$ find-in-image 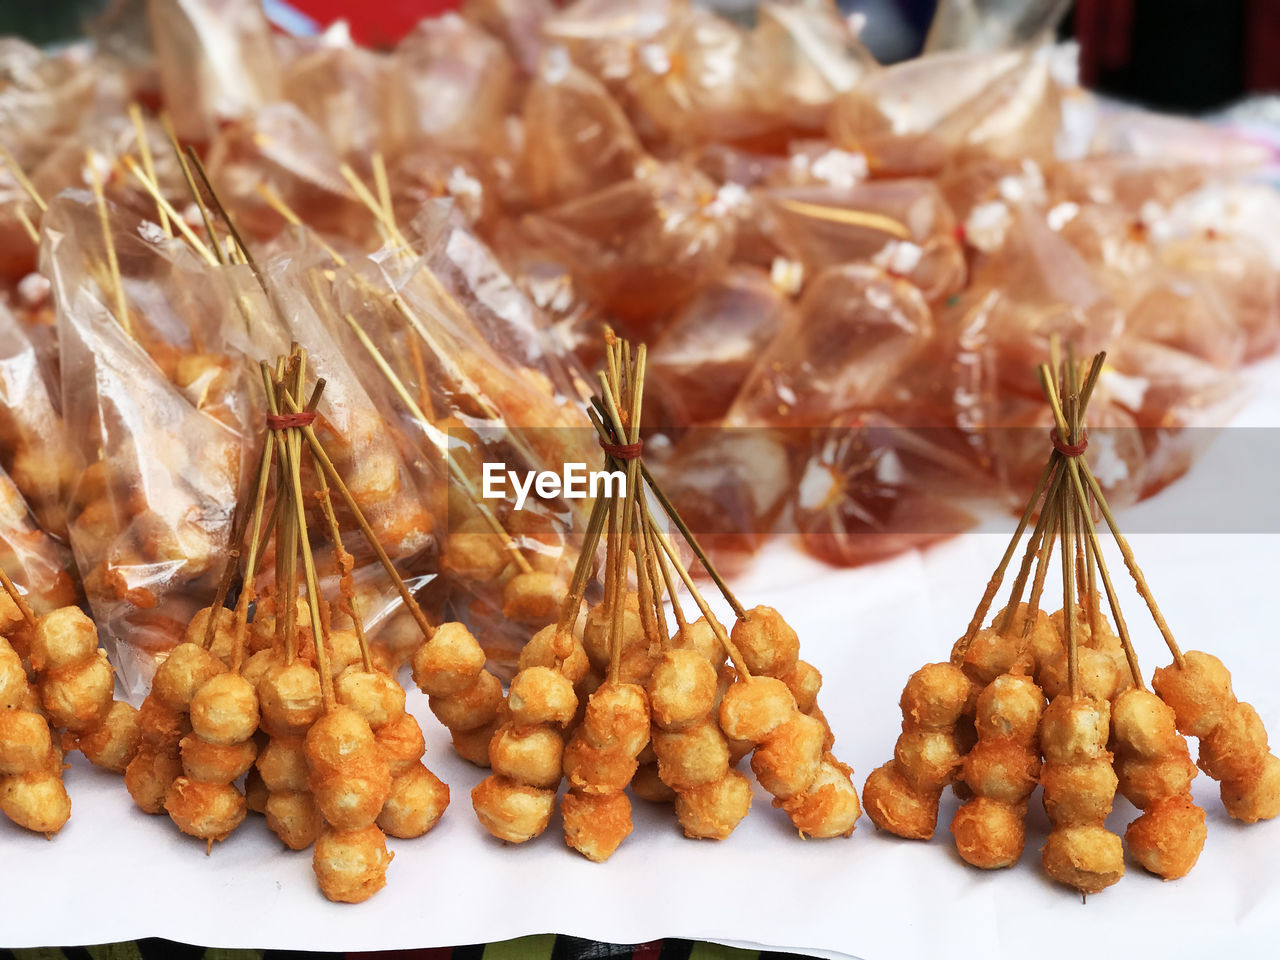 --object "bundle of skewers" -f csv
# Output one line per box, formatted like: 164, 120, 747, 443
451, 332, 861, 859
864, 347, 1280, 893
